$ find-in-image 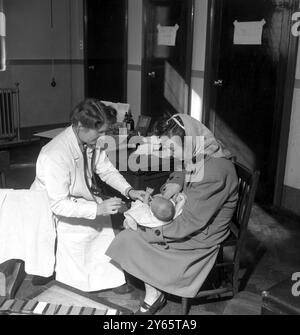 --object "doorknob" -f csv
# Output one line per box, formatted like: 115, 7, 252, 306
148, 71, 156, 78
213, 79, 223, 87
88, 65, 95, 70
